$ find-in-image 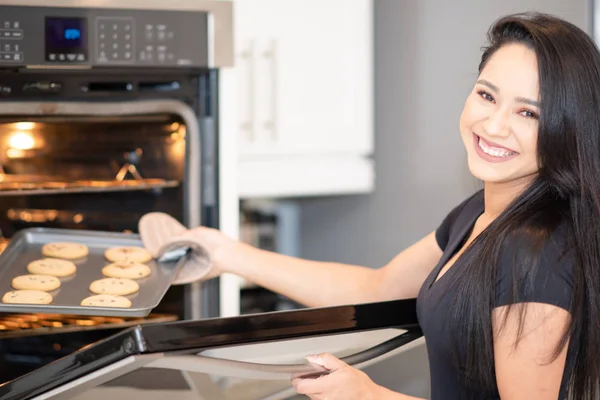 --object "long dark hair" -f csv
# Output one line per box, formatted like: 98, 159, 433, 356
450, 13, 600, 399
